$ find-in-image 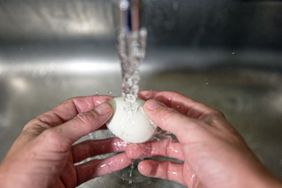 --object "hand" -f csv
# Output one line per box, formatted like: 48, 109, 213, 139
126, 91, 282, 188
0, 96, 131, 188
